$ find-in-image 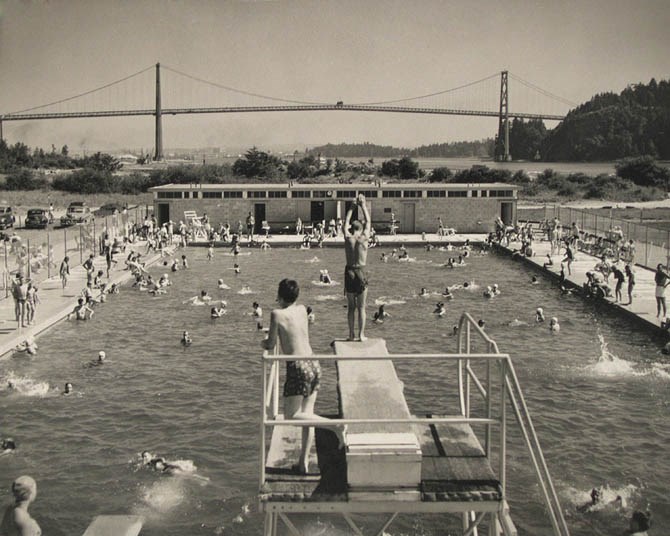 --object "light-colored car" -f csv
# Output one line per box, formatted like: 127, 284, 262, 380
61, 202, 93, 226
